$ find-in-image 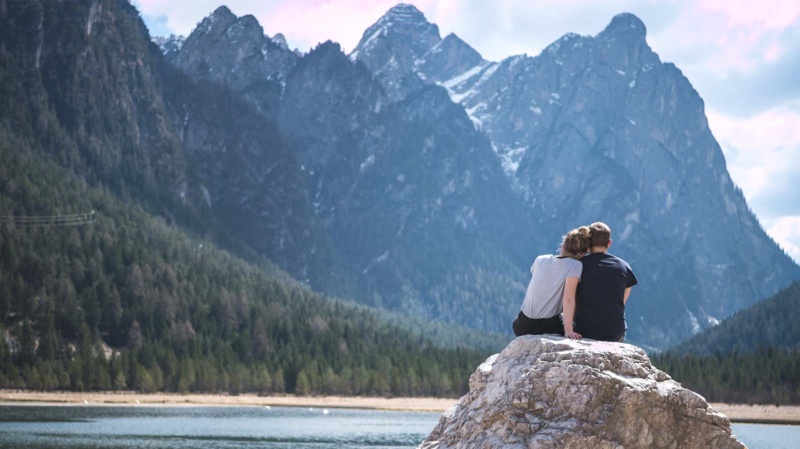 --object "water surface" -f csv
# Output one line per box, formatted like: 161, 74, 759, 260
0, 405, 438, 449
0, 405, 796, 449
